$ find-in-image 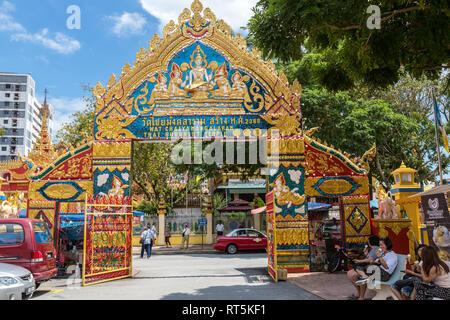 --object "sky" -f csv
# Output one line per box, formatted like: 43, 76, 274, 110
0, 0, 258, 136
